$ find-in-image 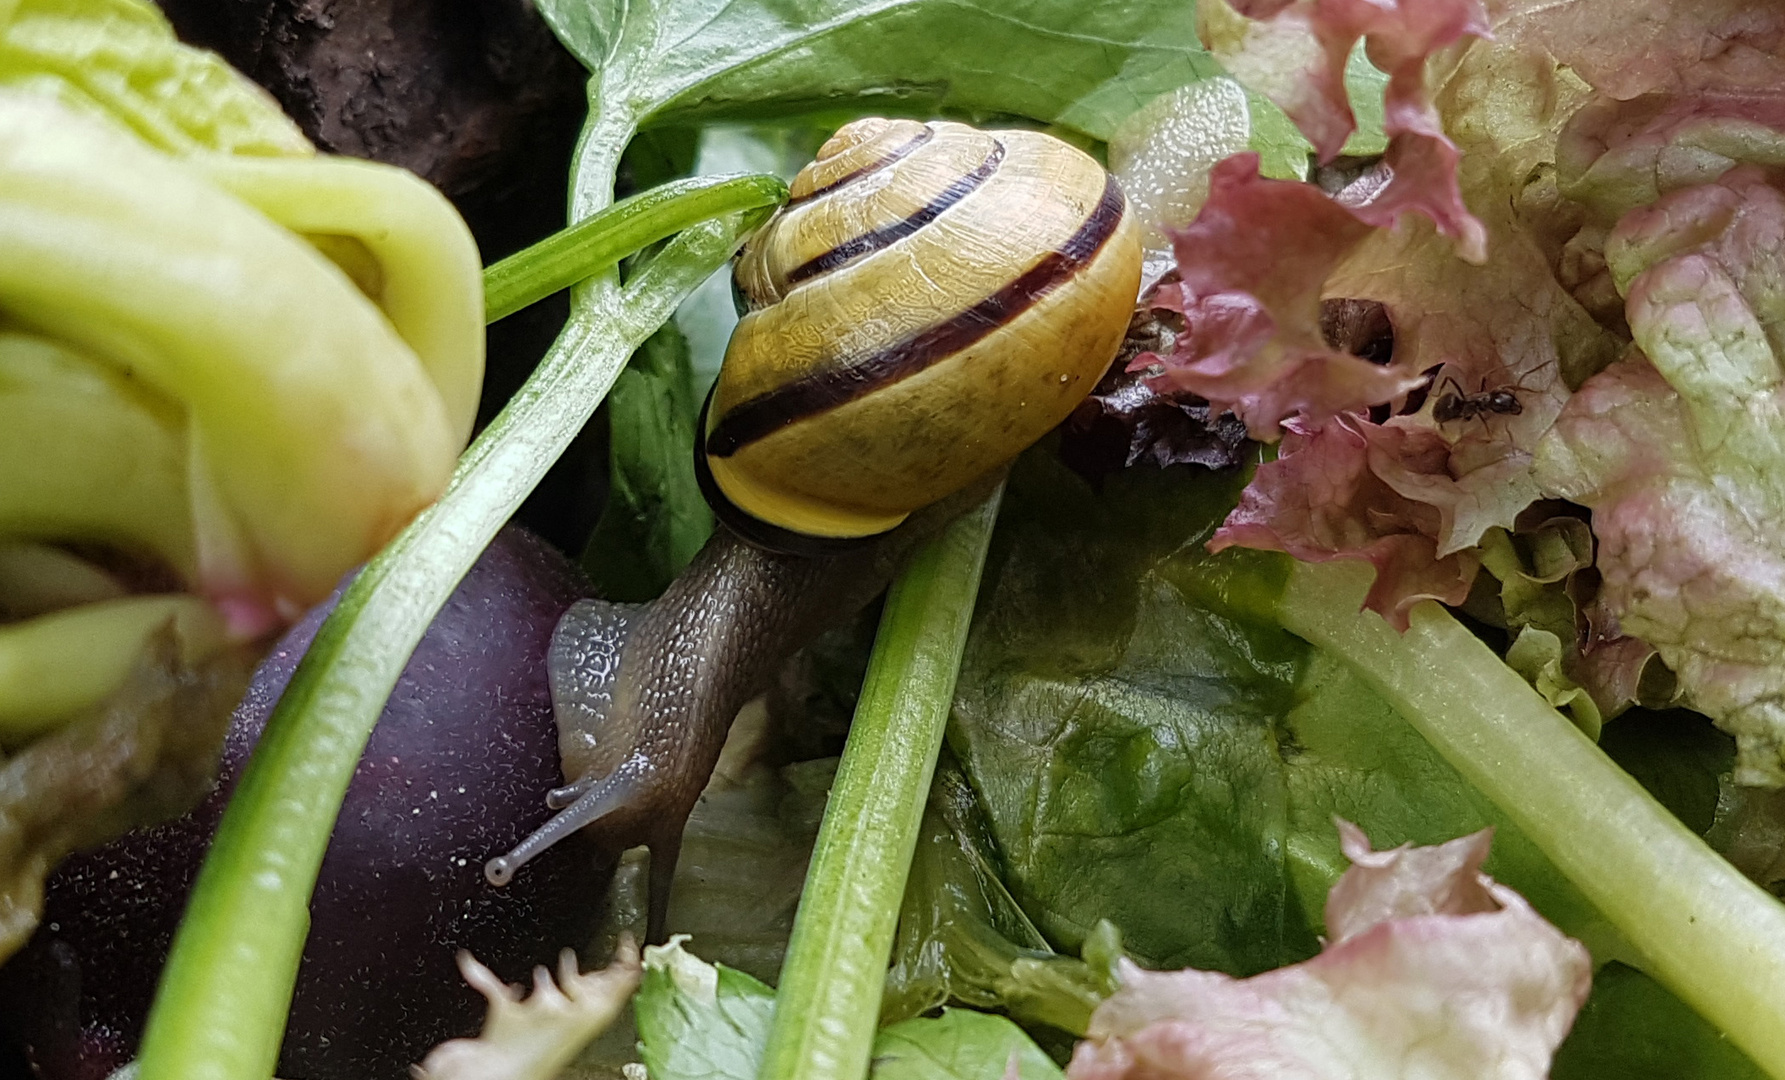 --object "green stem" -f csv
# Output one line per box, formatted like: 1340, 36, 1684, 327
1279, 558, 1785, 1080
481, 174, 787, 323
133, 190, 779, 1080
757, 486, 1004, 1080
